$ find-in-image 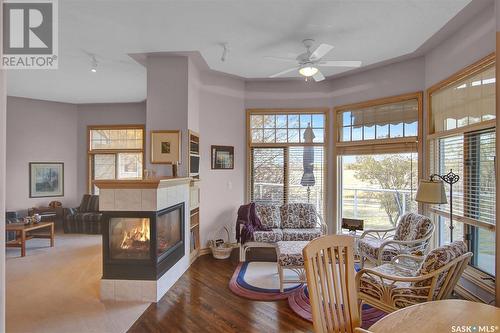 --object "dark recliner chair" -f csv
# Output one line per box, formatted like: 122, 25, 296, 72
63, 194, 102, 234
